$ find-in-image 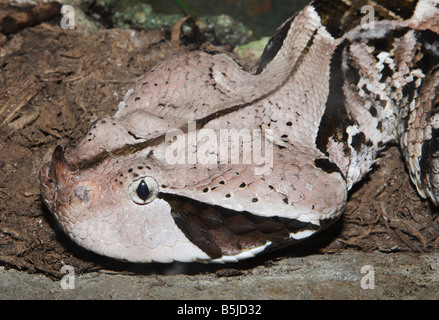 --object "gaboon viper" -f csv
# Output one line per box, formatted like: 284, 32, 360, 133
39, 0, 439, 263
